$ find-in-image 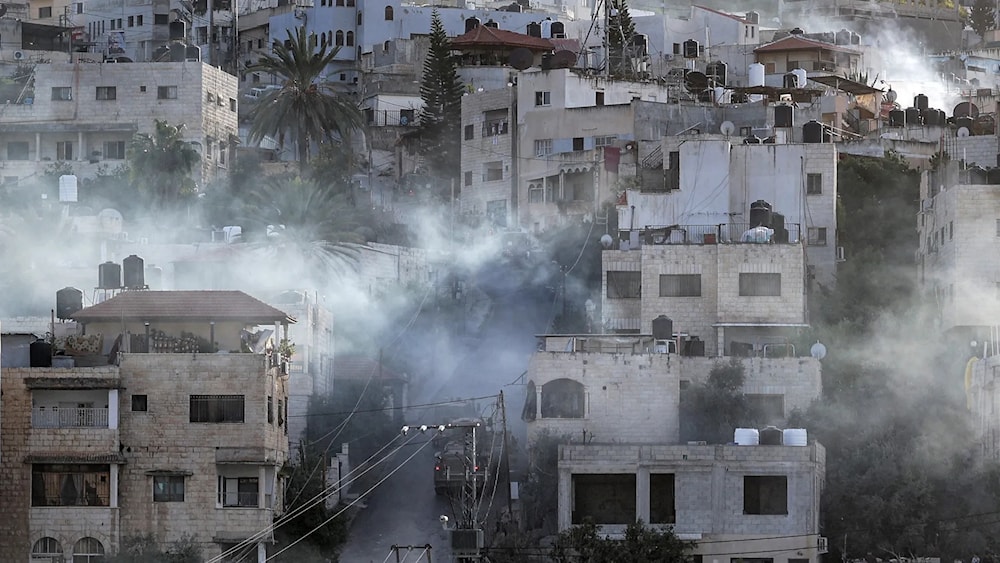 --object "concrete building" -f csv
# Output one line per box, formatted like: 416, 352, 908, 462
0, 61, 238, 188
0, 289, 291, 561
